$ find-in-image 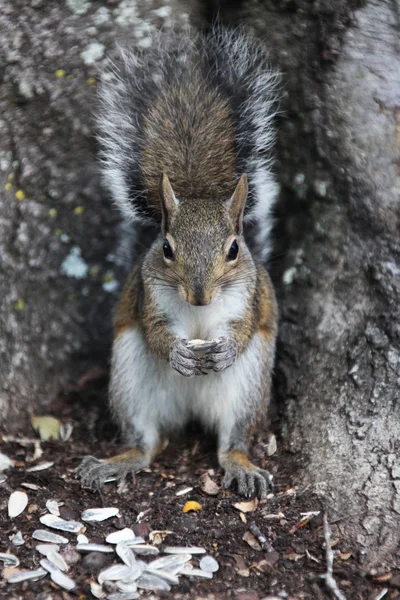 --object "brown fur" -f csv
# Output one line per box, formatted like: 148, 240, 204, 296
222, 449, 257, 470
114, 263, 142, 336
141, 72, 237, 205
105, 447, 145, 465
